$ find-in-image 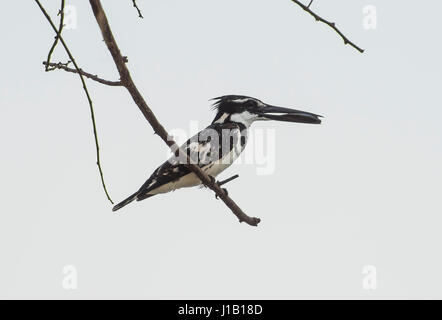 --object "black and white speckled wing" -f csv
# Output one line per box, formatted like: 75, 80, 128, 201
136, 122, 247, 197
112, 122, 247, 211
